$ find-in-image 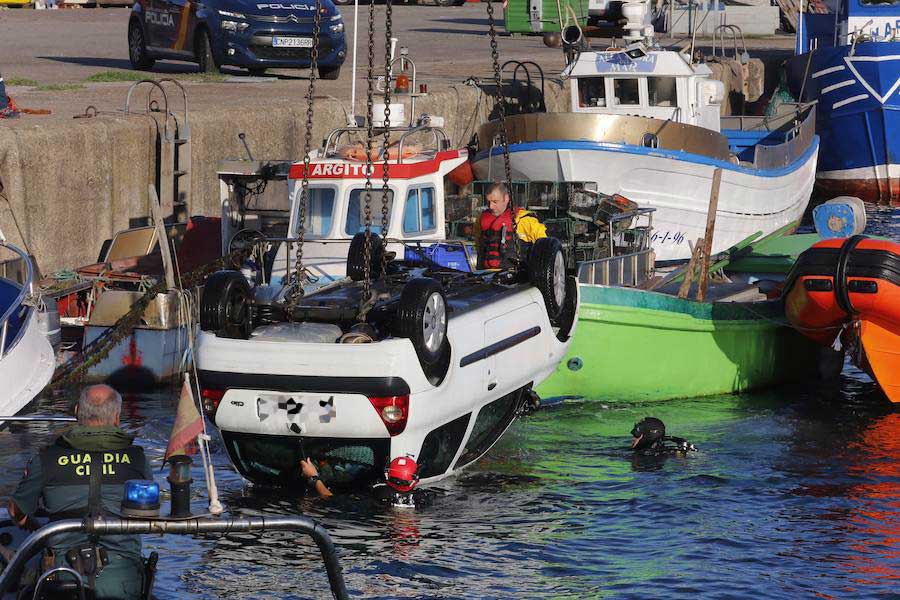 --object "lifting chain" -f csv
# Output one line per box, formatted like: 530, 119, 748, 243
380, 0, 394, 269
289, 0, 324, 299
361, 0, 378, 303
485, 0, 519, 262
